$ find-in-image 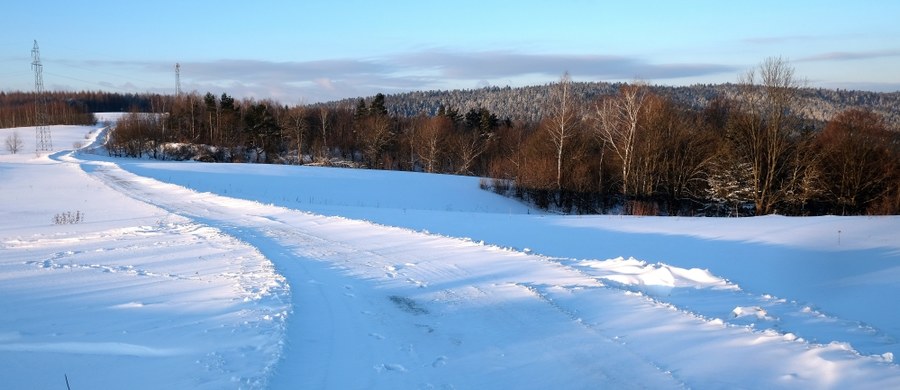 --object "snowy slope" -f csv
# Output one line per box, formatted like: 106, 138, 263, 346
1, 124, 288, 389
2, 121, 899, 389
114, 153, 900, 359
